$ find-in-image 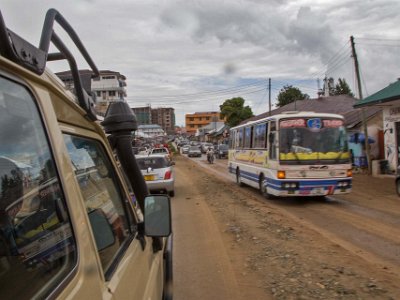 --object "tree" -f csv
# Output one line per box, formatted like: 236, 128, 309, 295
220, 97, 254, 127
276, 85, 309, 107
334, 78, 354, 97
